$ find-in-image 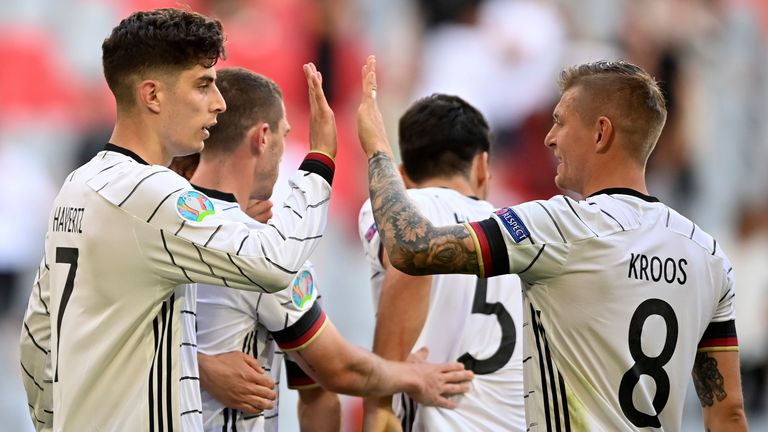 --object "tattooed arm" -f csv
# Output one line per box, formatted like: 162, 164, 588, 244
692, 351, 748, 431
357, 55, 480, 276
